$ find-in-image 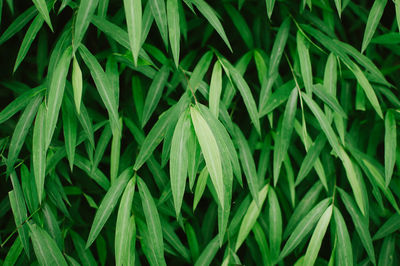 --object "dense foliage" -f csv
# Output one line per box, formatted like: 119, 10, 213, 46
1, 0, 400, 265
